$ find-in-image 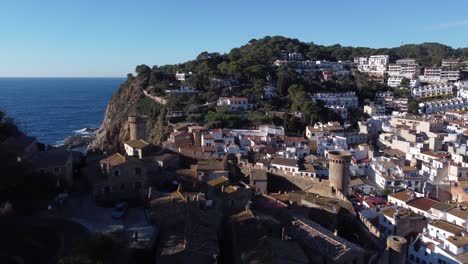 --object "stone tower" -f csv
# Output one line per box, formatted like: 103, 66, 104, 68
328, 150, 352, 196
128, 115, 148, 140
386, 236, 407, 264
